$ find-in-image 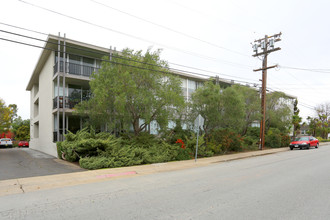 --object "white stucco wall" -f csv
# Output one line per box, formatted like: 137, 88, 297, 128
30, 52, 58, 157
